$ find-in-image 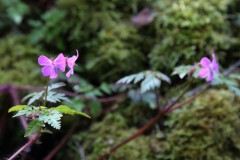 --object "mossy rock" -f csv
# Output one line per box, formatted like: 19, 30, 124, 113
154, 89, 240, 160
